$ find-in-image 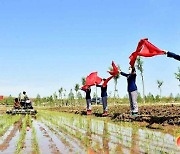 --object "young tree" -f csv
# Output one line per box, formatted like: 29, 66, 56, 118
5, 95, 14, 106
81, 77, 86, 85
53, 92, 58, 100
136, 56, 145, 103
68, 89, 74, 99
63, 89, 67, 106
108, 64, 120, 98
63, 89, 66, 98
68, 89, 74, 106
48, 95, 54, 106
77, 91, 82, 99
74, 84, 80, 106
157, 80, 163, 98
58, 87, 63, 99
81, 77, 86, 98
53, 92, 58, 106
35, 94, 41, 106
175, 67, 180, 87
74, 84, 80, 98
